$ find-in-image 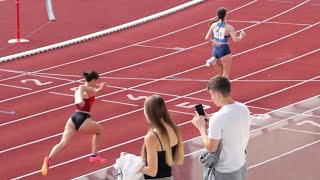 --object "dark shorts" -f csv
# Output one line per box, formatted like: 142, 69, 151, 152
71, 112, 90, 130
212, 44, 231, 59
